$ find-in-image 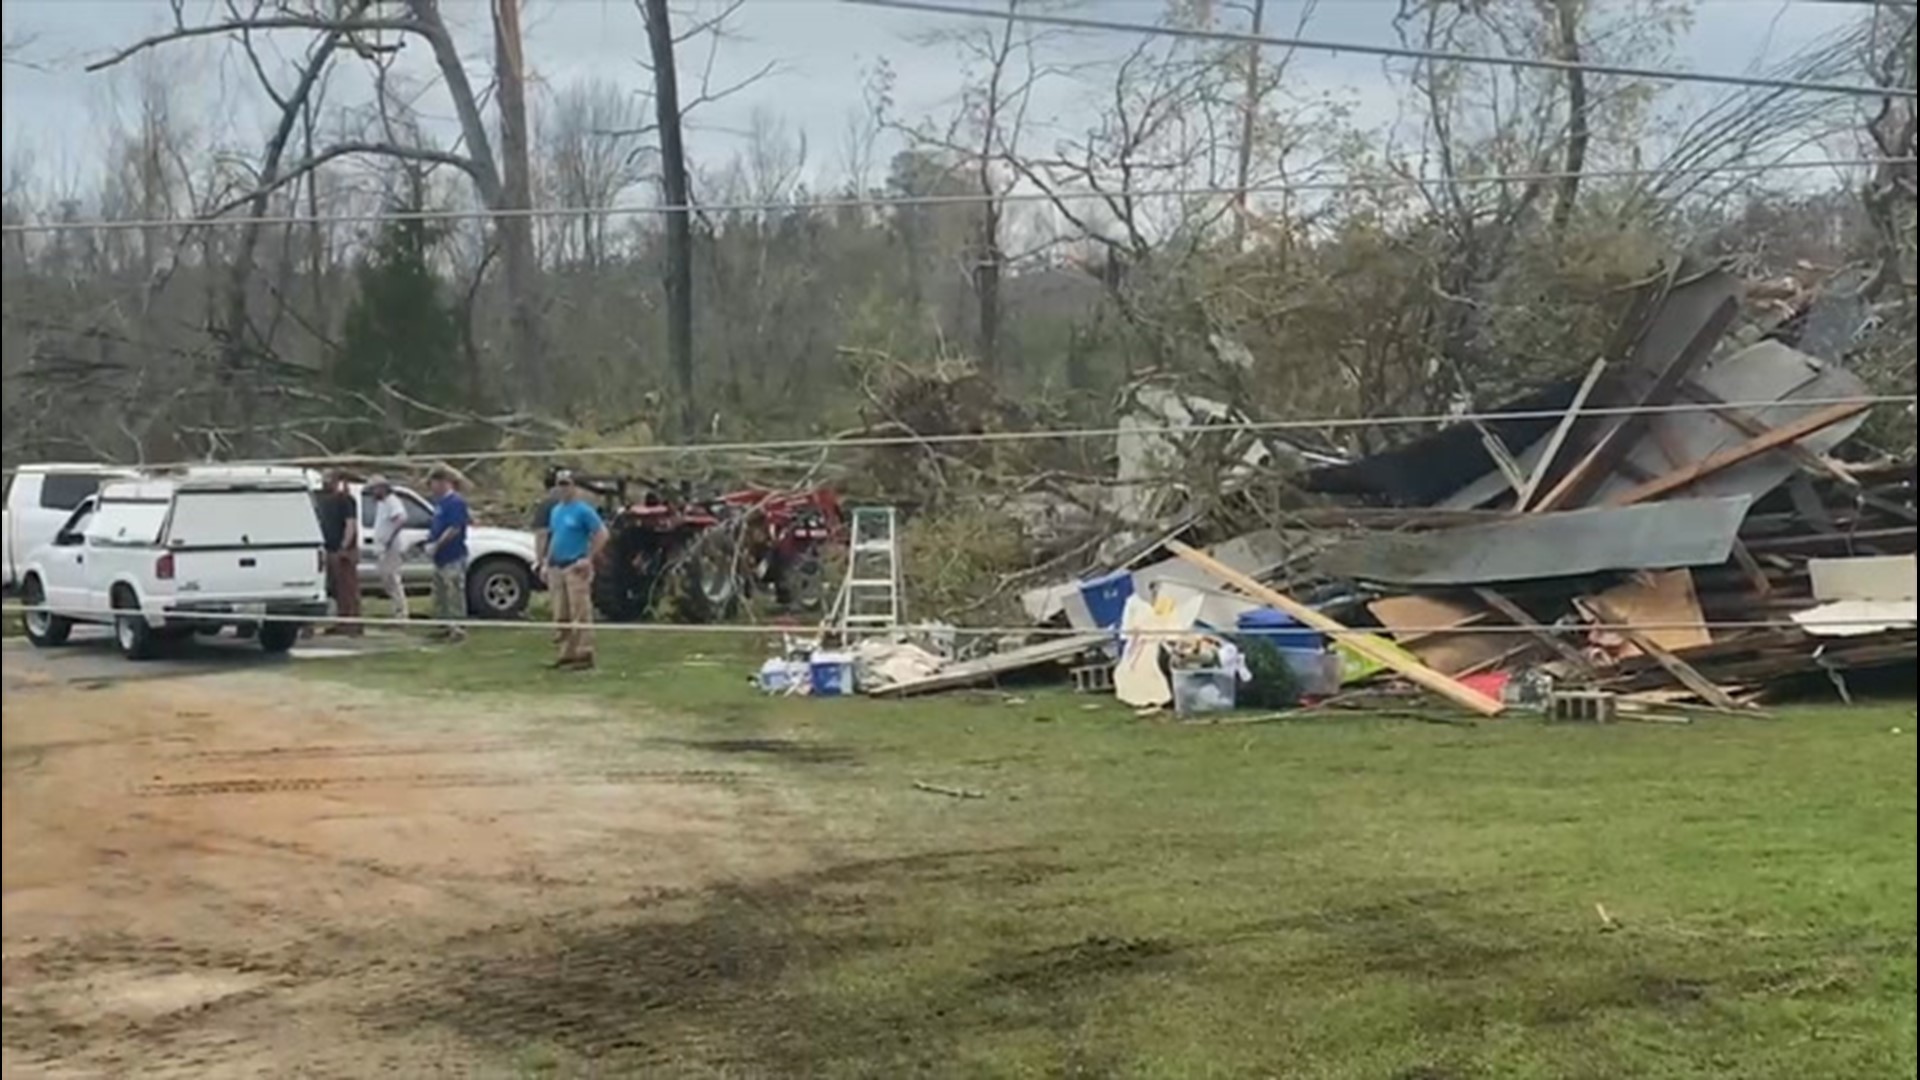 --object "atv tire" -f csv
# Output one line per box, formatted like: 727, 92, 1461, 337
671, 530, 743, 624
